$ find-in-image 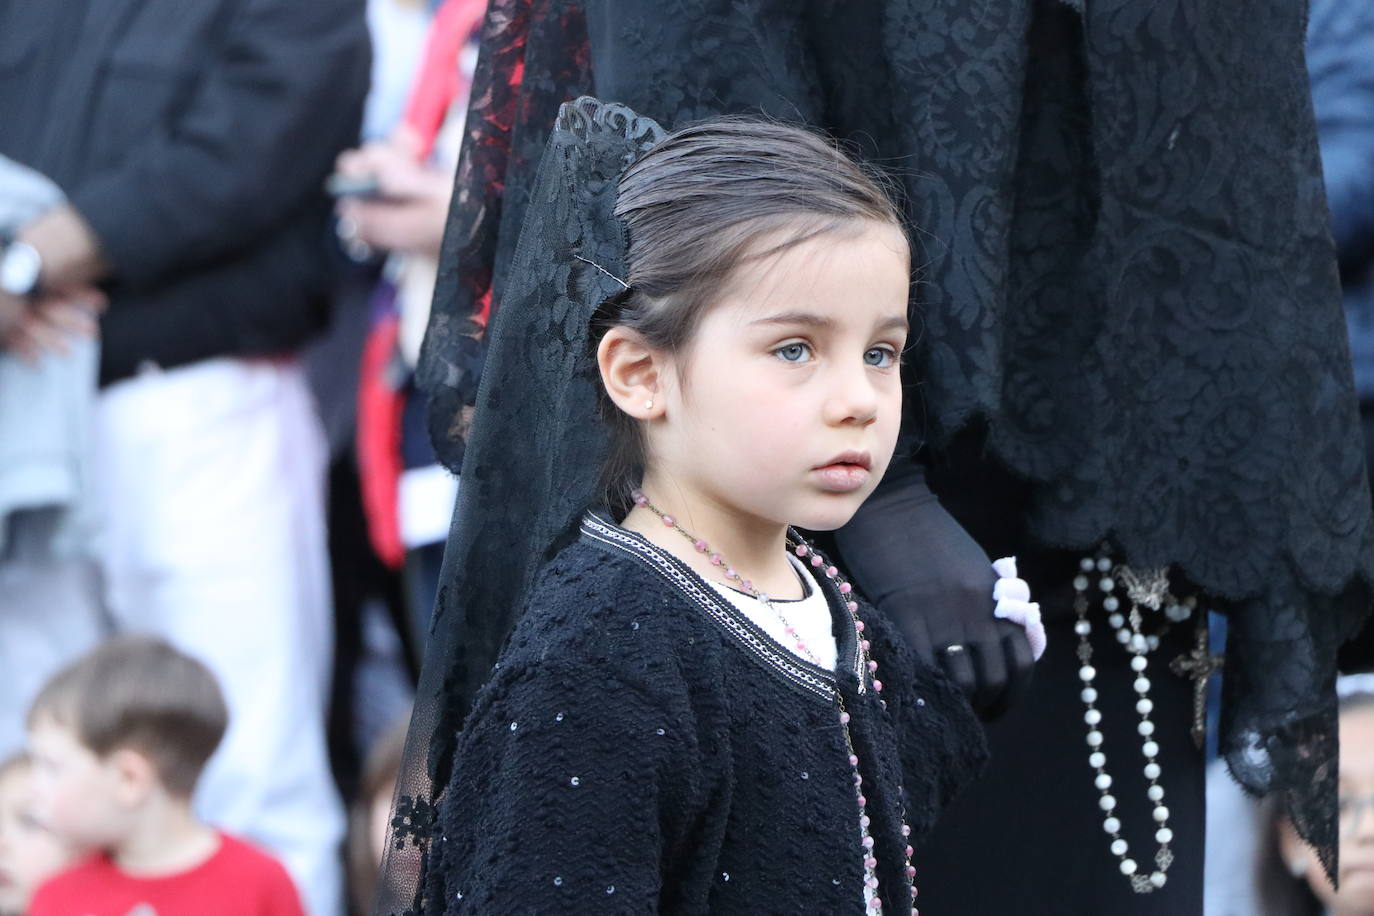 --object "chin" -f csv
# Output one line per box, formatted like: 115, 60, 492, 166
793, 495, 868, 532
